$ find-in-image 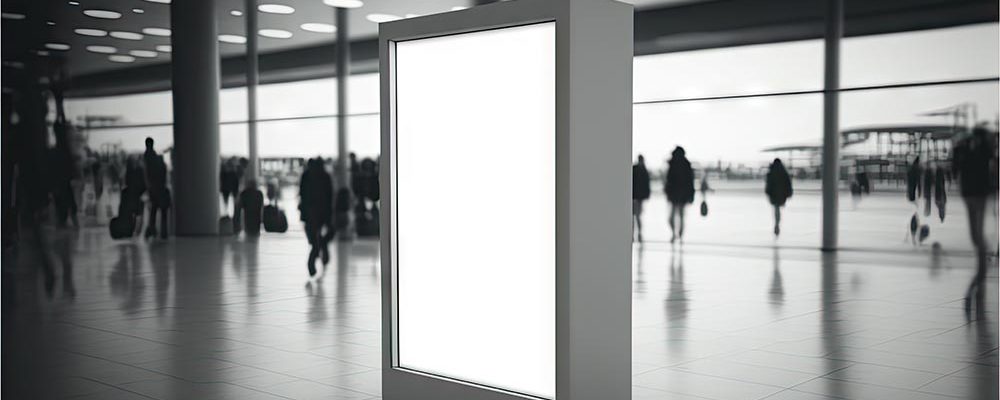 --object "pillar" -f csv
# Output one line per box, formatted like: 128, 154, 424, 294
171, 0, 221, 235
821, 0, 842, 251
245, 0, 260, 184
336, 6, 354, 240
